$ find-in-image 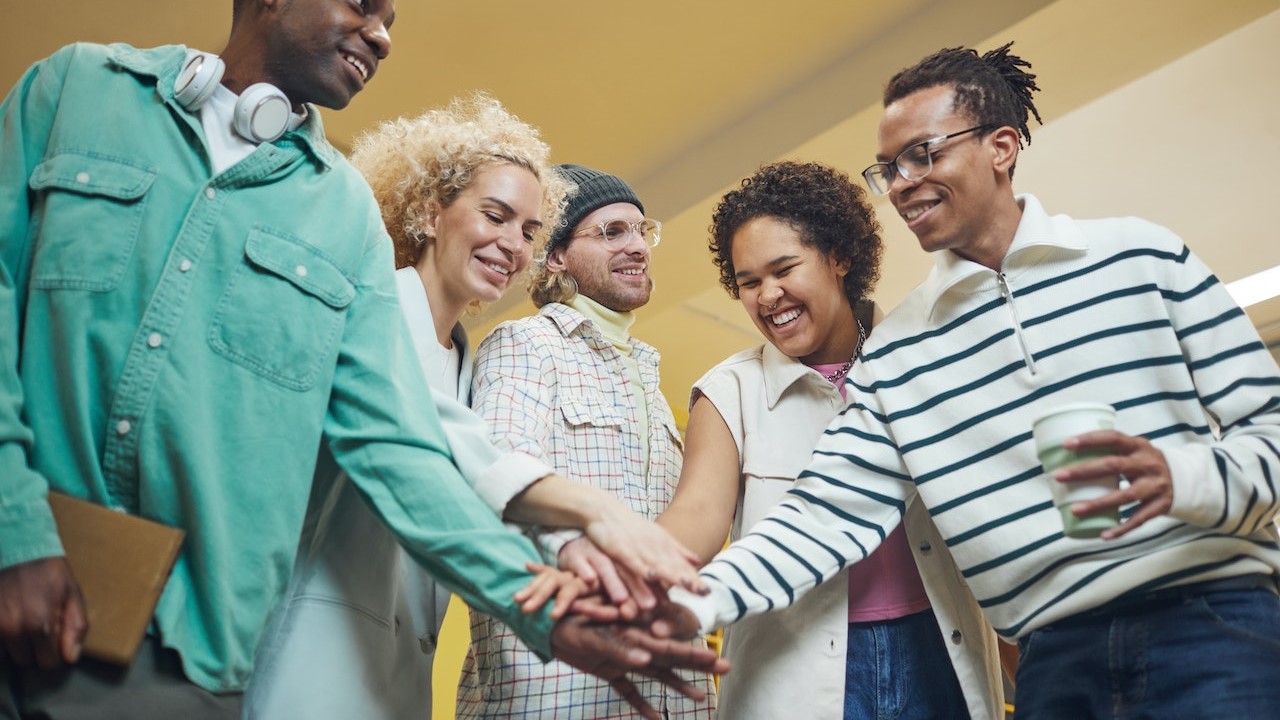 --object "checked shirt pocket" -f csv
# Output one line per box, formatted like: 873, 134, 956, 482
557, 392, 627, 491
28, 152, 156, 291
209, 226, 355, 391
